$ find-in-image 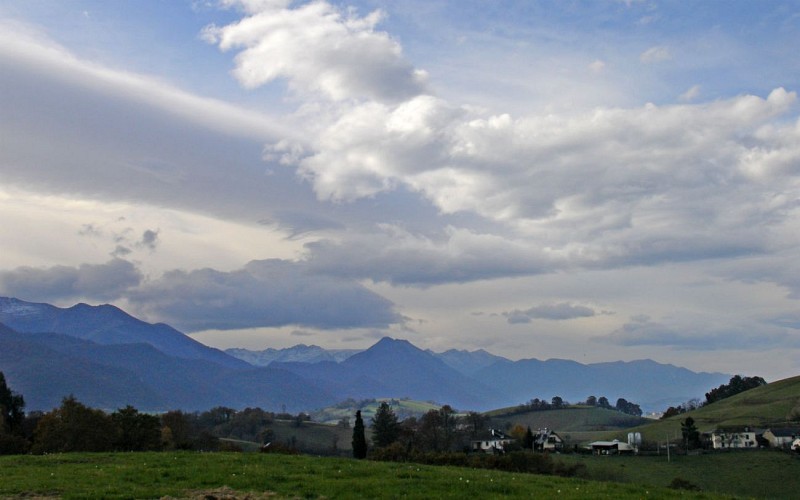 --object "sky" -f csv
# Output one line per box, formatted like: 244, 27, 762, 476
1, 0, 800, 382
